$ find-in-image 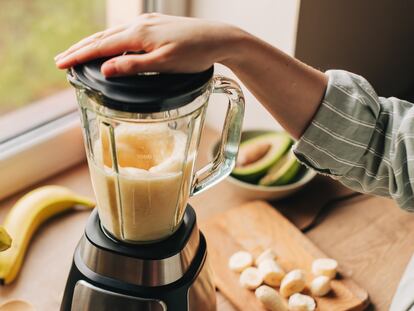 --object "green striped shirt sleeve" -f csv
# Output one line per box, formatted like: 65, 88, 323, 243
293, 70, 414, 211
